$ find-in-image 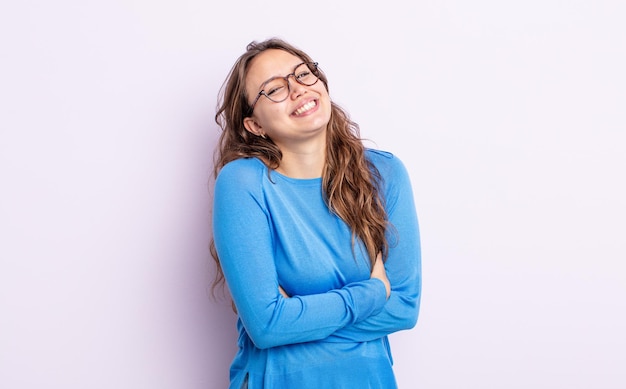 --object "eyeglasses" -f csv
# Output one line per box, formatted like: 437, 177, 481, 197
247, 62, 320, 116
